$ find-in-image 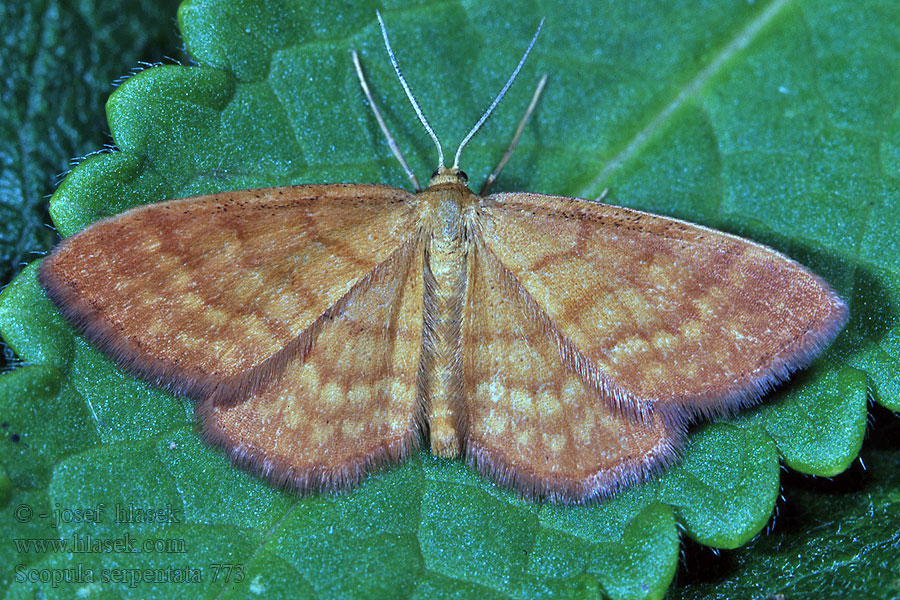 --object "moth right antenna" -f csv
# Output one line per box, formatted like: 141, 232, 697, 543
480, 73, 548, 195
454, 18, 545, 170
